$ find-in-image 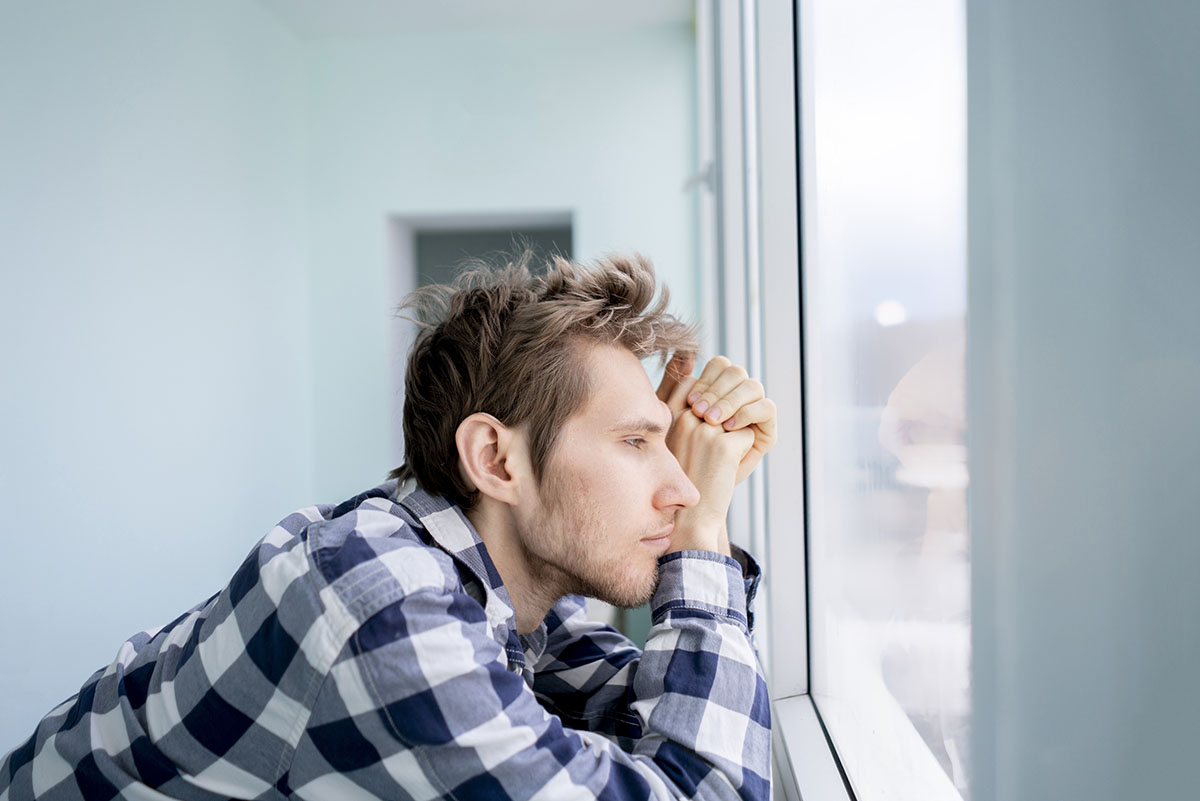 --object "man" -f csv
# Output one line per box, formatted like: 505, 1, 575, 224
1, 253, 778, 800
